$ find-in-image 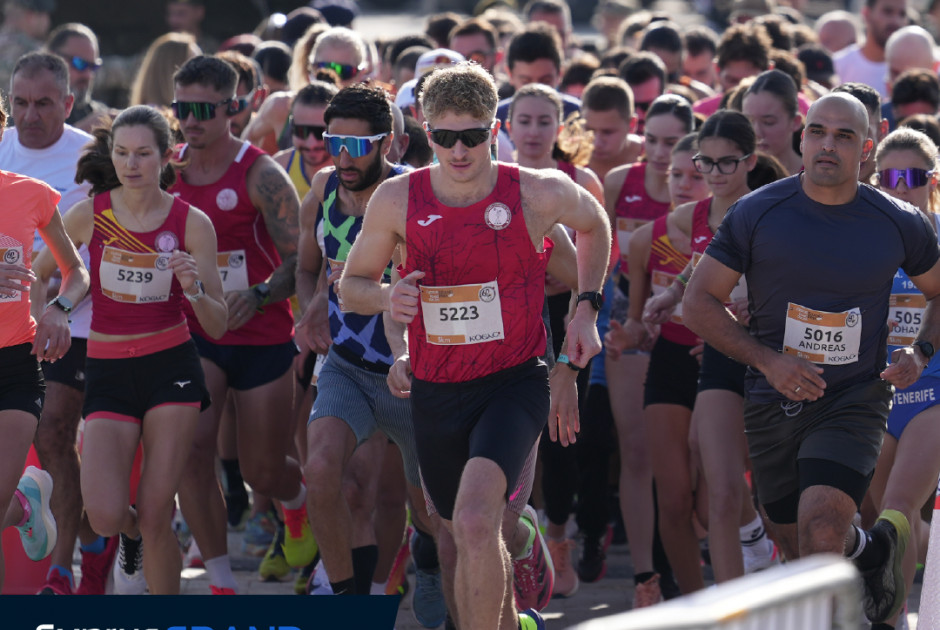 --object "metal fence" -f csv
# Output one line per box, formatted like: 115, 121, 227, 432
568, 555, 862, 630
